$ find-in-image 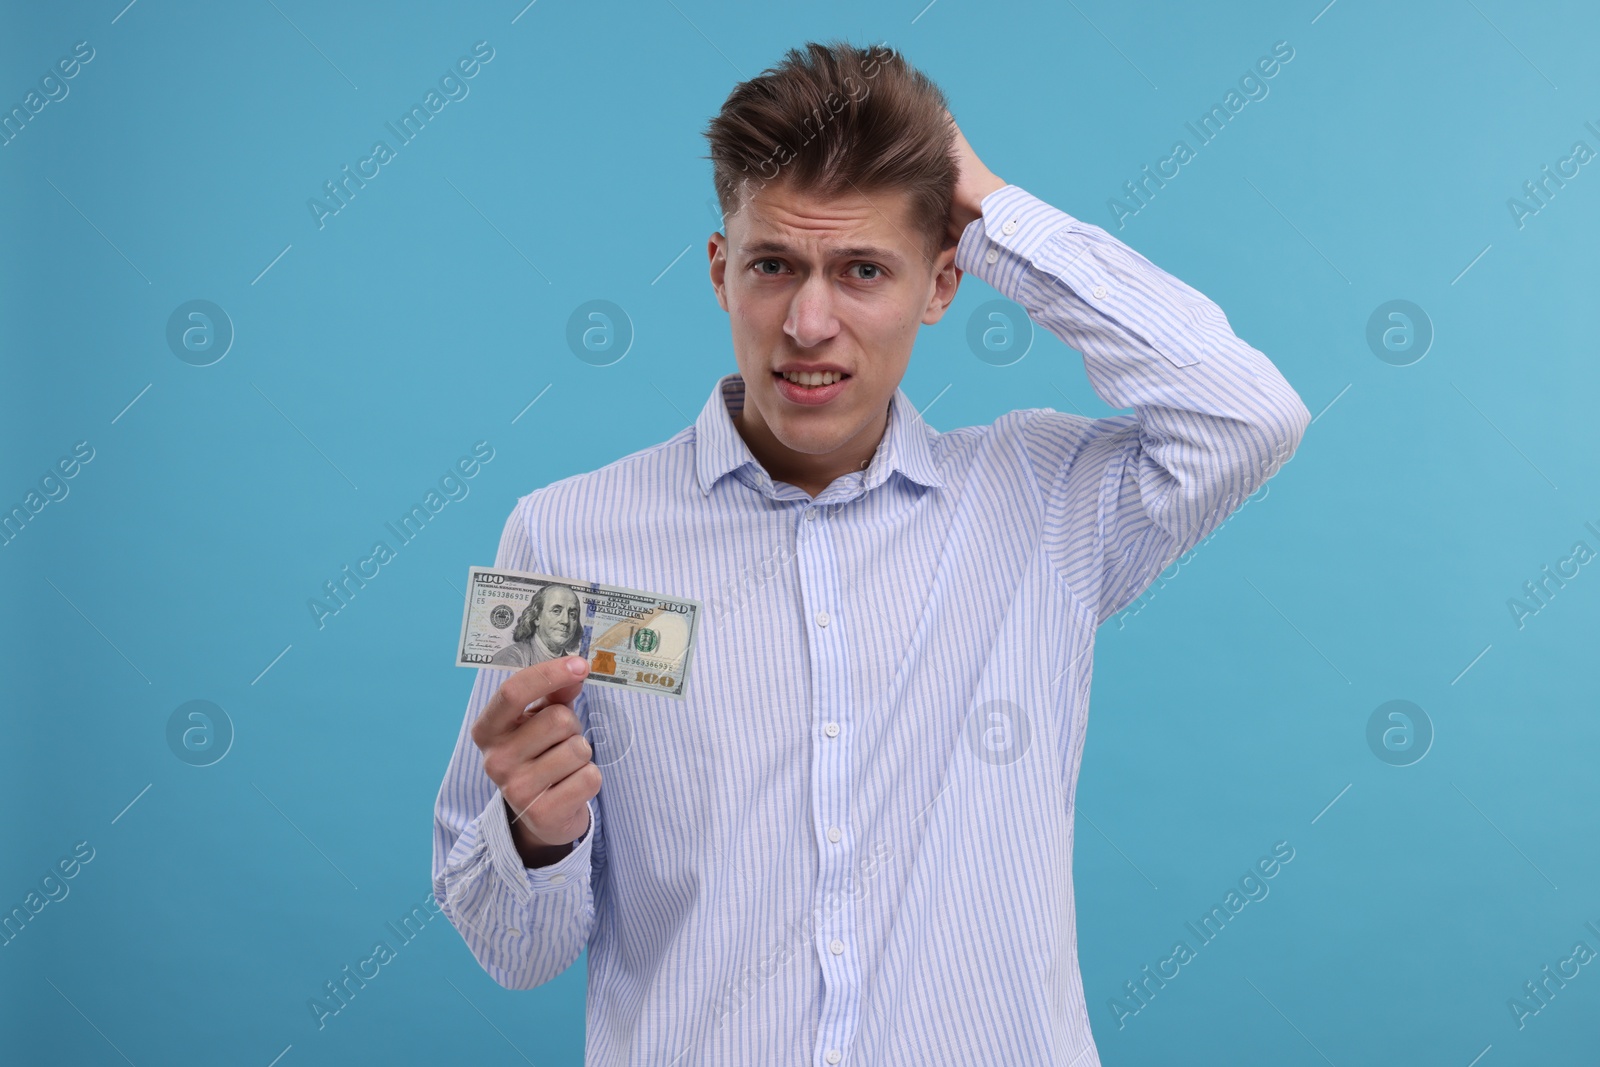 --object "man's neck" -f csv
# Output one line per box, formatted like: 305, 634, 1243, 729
734, 398, 889, 499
